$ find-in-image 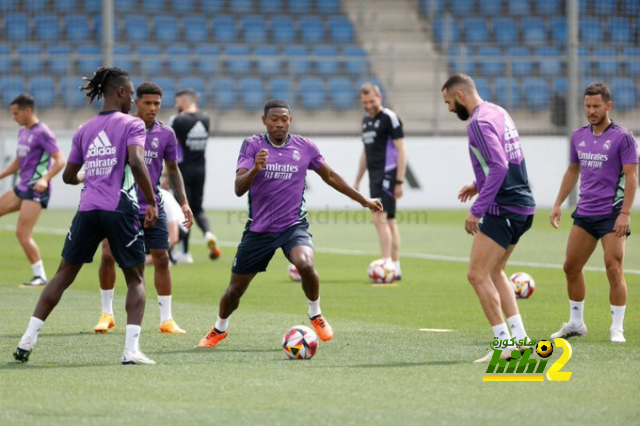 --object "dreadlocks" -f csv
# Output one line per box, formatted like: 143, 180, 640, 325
80, 67, 130, 103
